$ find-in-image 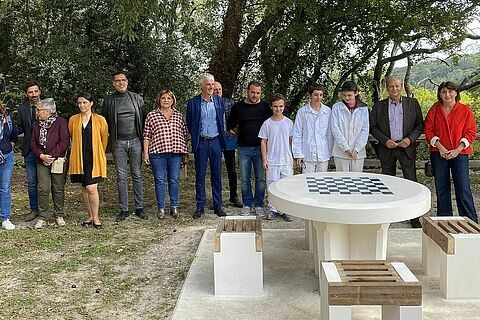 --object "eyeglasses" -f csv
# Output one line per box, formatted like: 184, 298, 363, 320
36, 108, 50, 112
